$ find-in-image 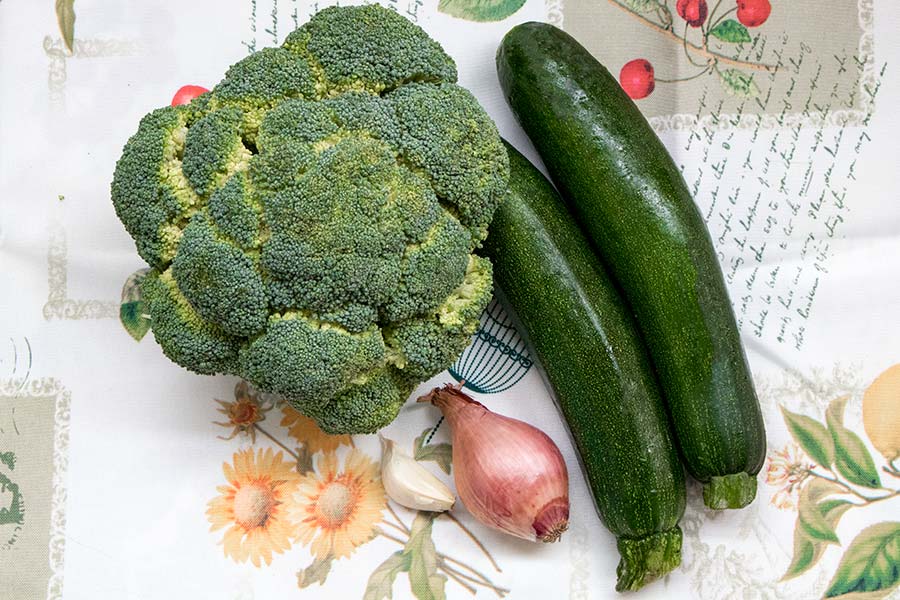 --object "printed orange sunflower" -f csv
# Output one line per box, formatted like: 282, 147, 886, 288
290, 449, 385, 559
281, 405, 352, 454
207, 447, 300, 567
